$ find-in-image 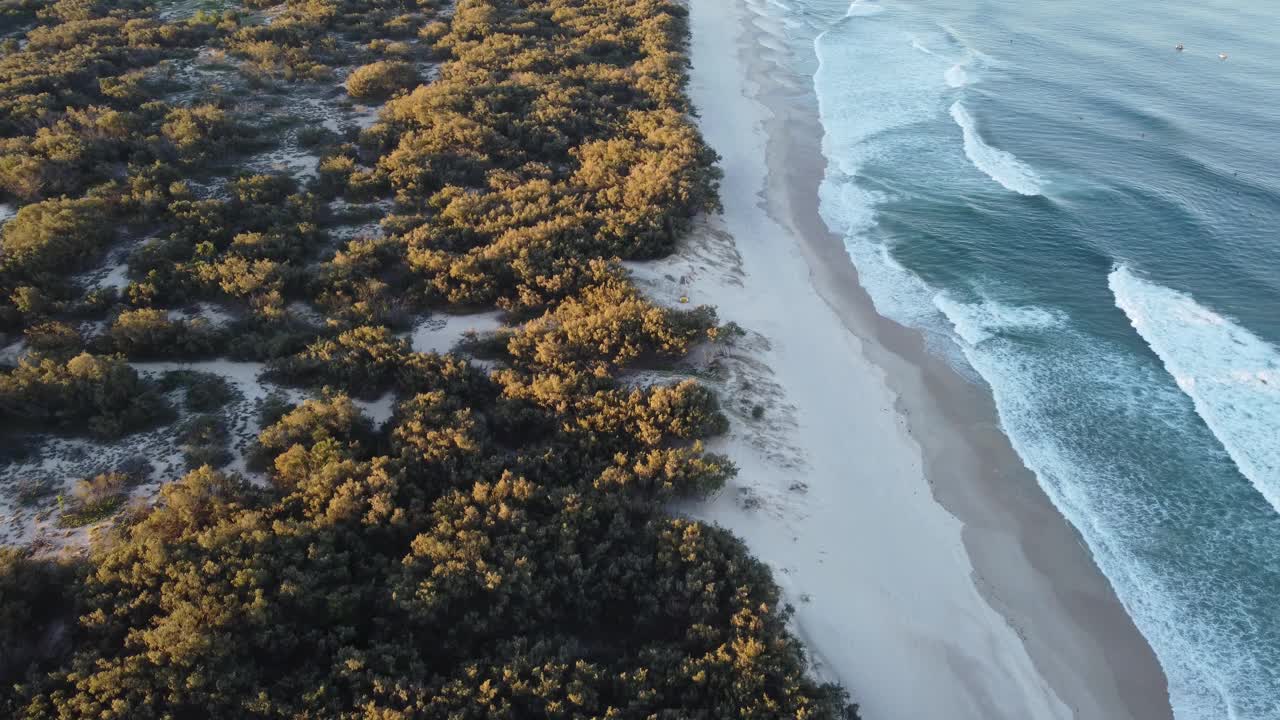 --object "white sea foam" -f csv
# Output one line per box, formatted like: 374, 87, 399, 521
806, 0, 1270, 714
913, 35, 975, 87
933, 294, 1065, 346
813, 16, 953, 176
844, 0, 882, 17
910, 24, 988, 88
813, 5, 981, 366
1111, 266, 1280, 516
816, 163, 939, 333
909, 37, 935, 56
949, 101, 1044, 195
940, 24, 1002, 67
933, 294, 1263, 720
